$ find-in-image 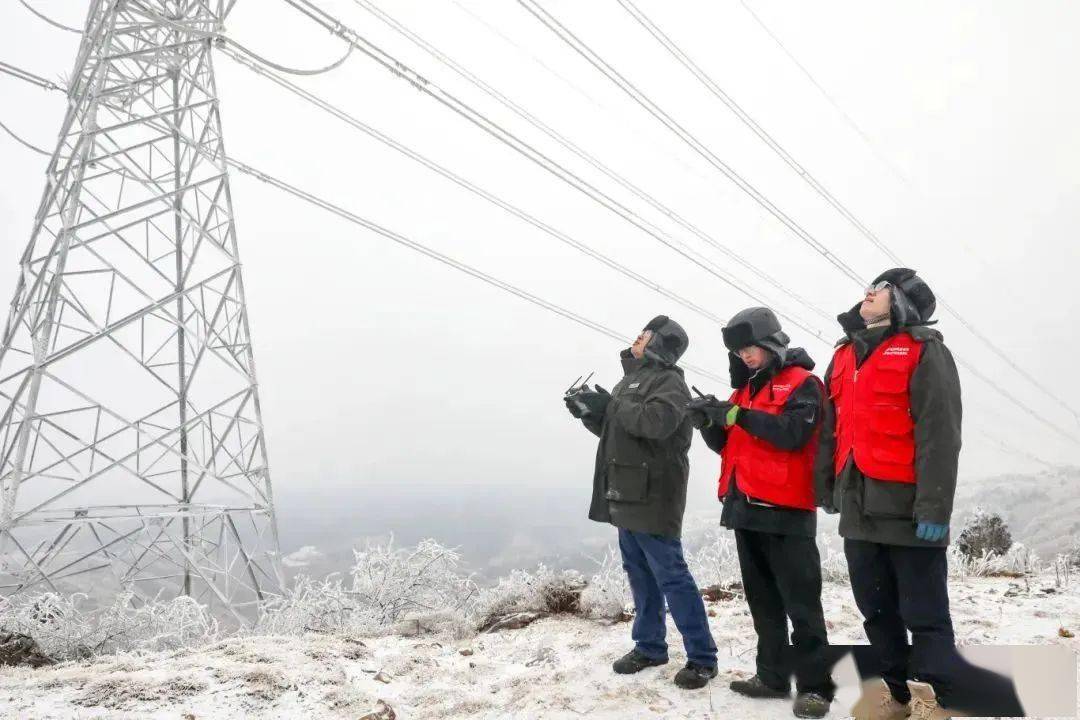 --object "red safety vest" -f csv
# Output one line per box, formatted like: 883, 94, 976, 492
829, 332, 923, 483
718, 365, 822, 511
